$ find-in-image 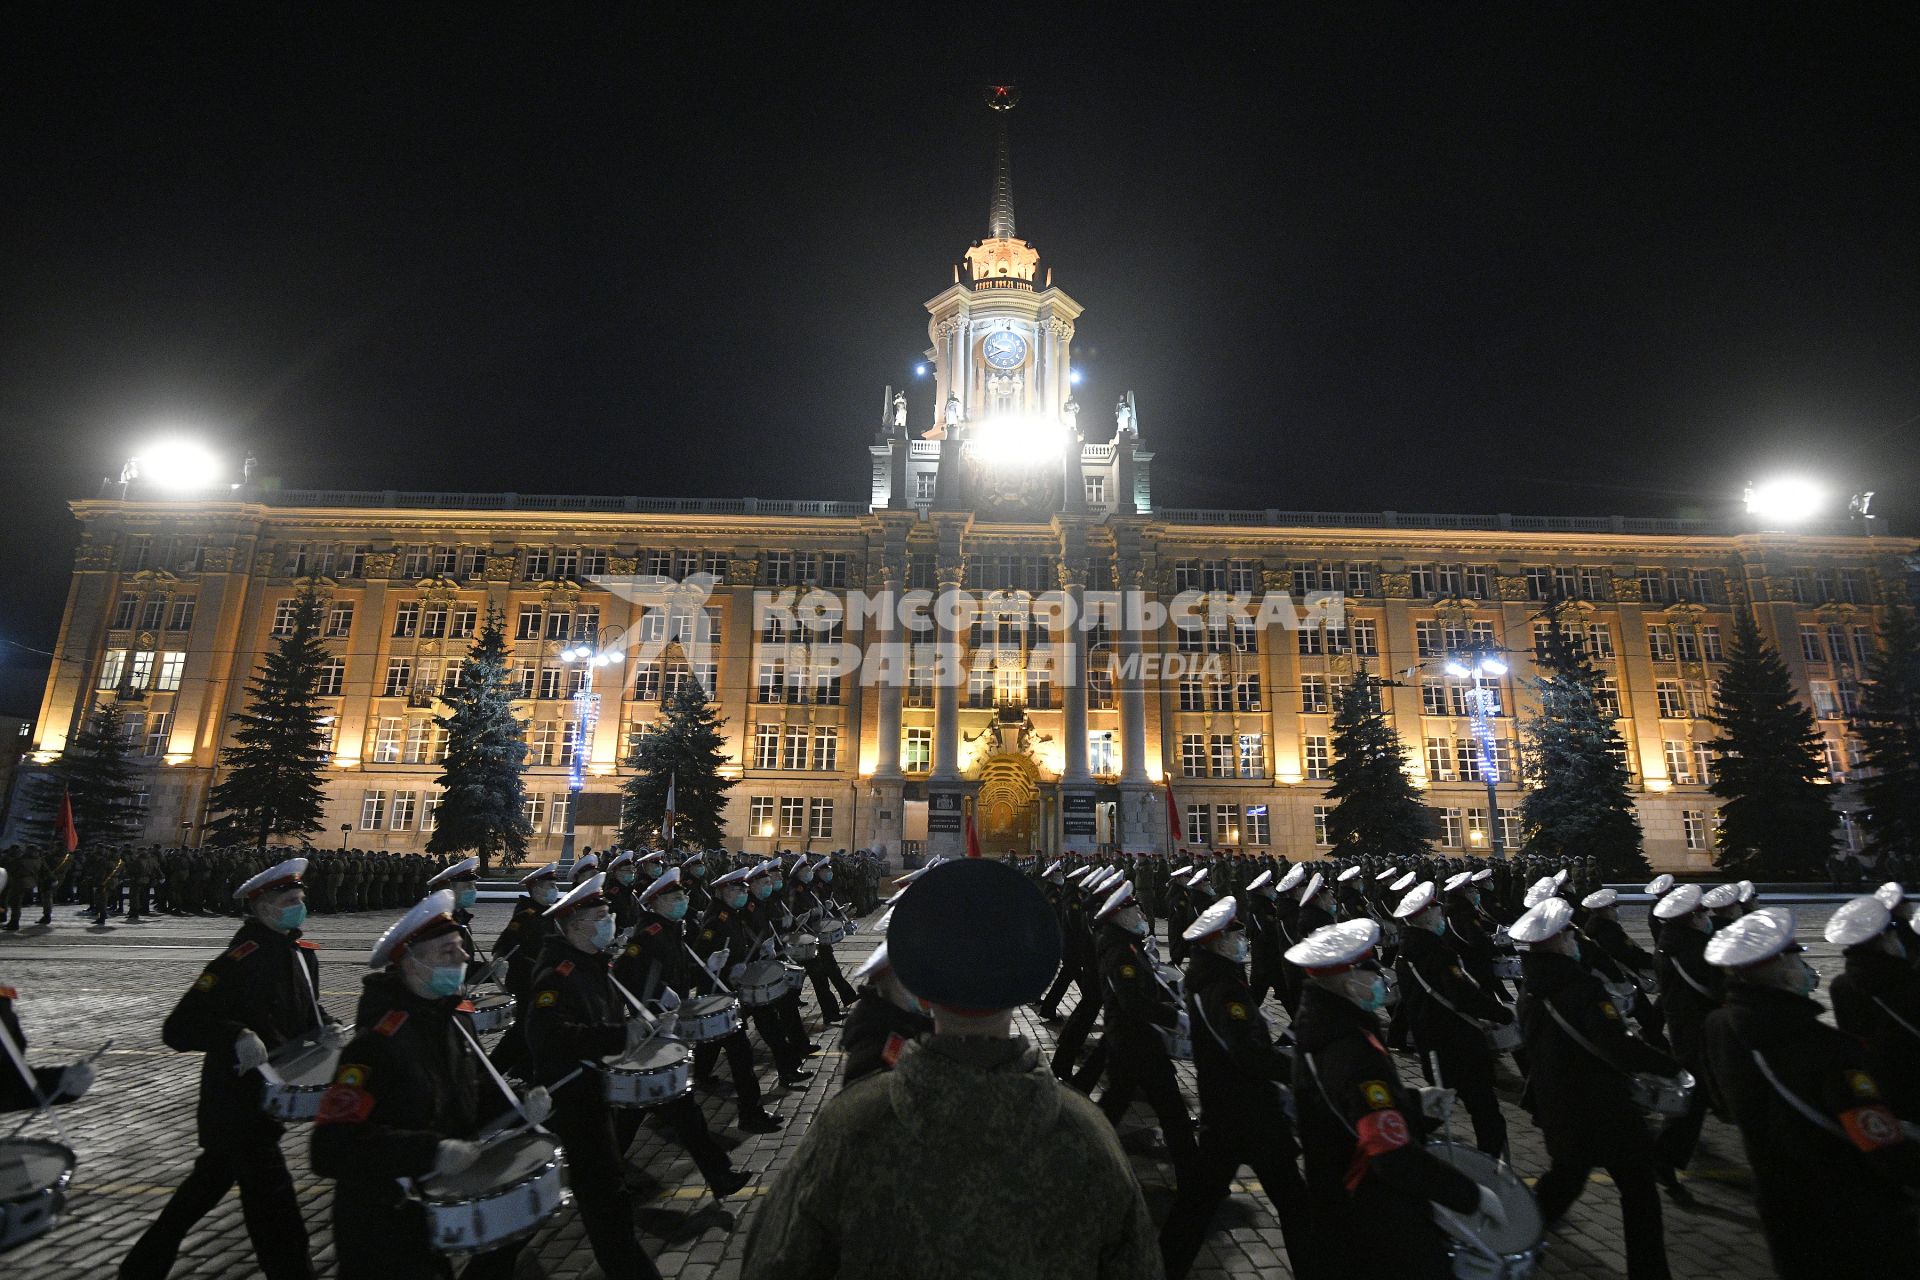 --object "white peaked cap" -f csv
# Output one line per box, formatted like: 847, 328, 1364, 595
1043, 860, 1064, 878
369, 890, 460, 967
1523, 877, 1560, 909
1182, 895, 1240, 942
427, 855, 480, 887
572, 853, 600, 875
1285, 918, 1380, 970
1510, 896, 1575, 944
1392, 881, 1437, 920
235, 857, 308, 901
1701, 883, 1741, 910
639, 866, 682, 902
544, 872, 608, 918
1247, 870, 1274, 893
1170, 865, 1193, 878
520, 861, 561, 886
851, 940, 892, 983
1645, 873, 1675, 896
1652, 883, 1704, 920
874, 906, 894, 934
1299, 872, 1326, 905
1873, 881, 1905, 912
1705, 907, 1798, 969
1337, 866, 1362, 883
1066, 865, 1092, 883
1471, 869, 1494, 883
1391, 871, 1418, 892
1444, 871, 1474, 893
1186, 869, 1209, 888
1553, 869, 1570, 886
1096, 879, 1136, 921
1736, 880, 1757, 904
604, 850, 636, 872
1581, 888, 1618, 910
1375, 867, 1400, 882
713, 866, 753, 887
1825, 897, 1893, 948
1277, 864, 1307, 892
